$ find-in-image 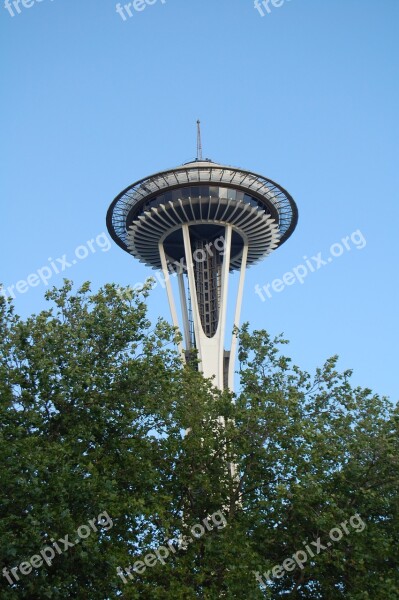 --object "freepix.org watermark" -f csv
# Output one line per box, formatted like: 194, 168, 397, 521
254, 229, 366, 301
253, 512, 366, 587
254, 0, 292, 17
115, 0, 166, 21
3, 511, 113, 586
0, 232, 111, 301
117, 510, 227, 584
116, 235, 226, 300
3, 0, 54, 18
